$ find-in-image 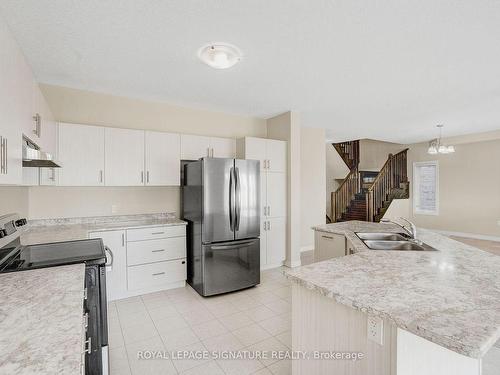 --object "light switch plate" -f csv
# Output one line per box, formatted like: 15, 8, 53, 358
367, 316, 384, 345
